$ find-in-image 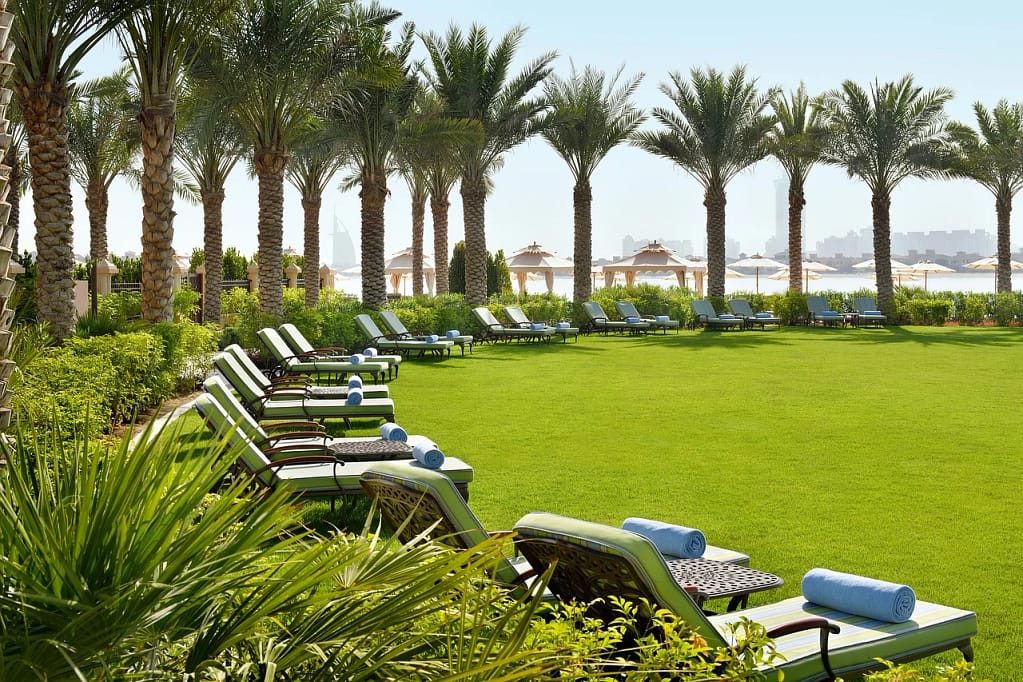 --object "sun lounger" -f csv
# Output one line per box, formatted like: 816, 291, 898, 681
853, 297, 887, 327
502, 305, 578, 343
614, 300, 680, 334
218, 344, 389, 400
580, 301, 650, 335
194, 392, 473, 501
806, 295, 847, 327
513, 512, 977, 682
354, 314, 454, 358
728, 298, 781, 329
258, 327, 390, 383
471, 306, 556, 343
277, 322, 402, 377
378, 310, 474, 355
690, 299, 744, 330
